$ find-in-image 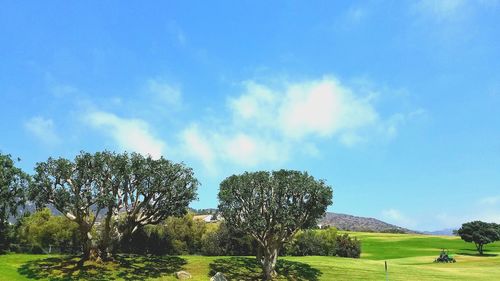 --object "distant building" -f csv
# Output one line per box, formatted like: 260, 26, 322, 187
193, 214, 219, 223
